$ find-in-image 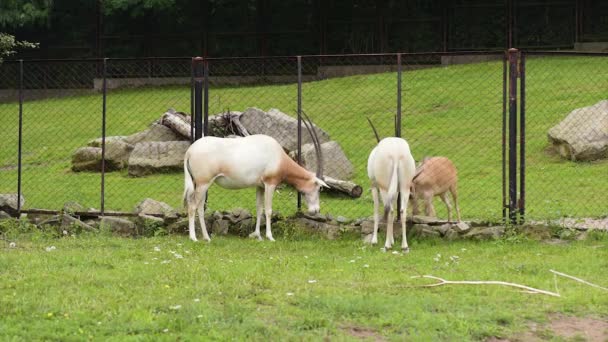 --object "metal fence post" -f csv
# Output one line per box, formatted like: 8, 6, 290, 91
502, 52, 508, 223
100, 58, 108, 215
193, 57, 204, 140
519, 51, 526, 224
297, 56, 303, 211
508, 48, 518, 224
17, 60, 24, 215
203, 59, 209, 137
396, 53, 403, 221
